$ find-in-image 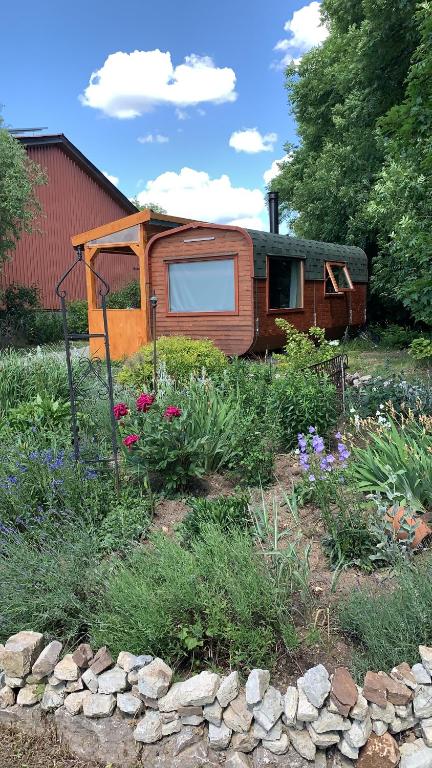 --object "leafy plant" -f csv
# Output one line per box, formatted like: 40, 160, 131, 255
106, 280, 141, 309
99, 486, 153, 554
409, 337, 432, 365
375, 324, 420, 350
273, 321, 334, 371
91, 524, 297, 668
0, 348, 71, 416
3, 394, 71, 435
118, 336, 227, 389
67, 299, 88, 334
346, 372, 432, 419
179, 494, 250, 543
